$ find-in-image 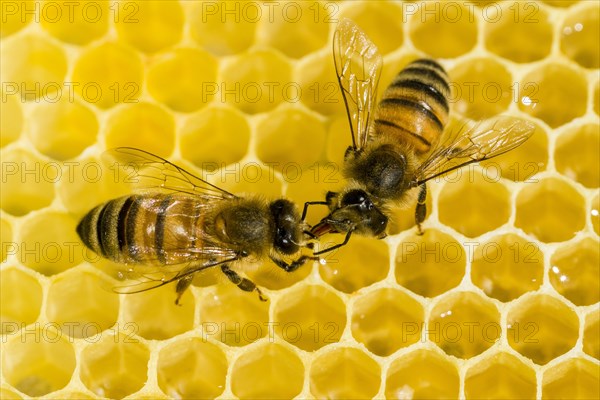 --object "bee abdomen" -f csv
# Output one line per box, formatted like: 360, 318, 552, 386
374, 59, 450, 154
77, 196, 133, 263
77, 194, 205, 265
